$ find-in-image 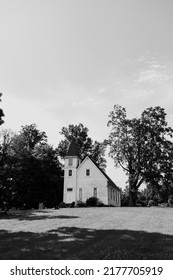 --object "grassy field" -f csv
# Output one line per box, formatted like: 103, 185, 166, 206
0, 207, 173, 259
